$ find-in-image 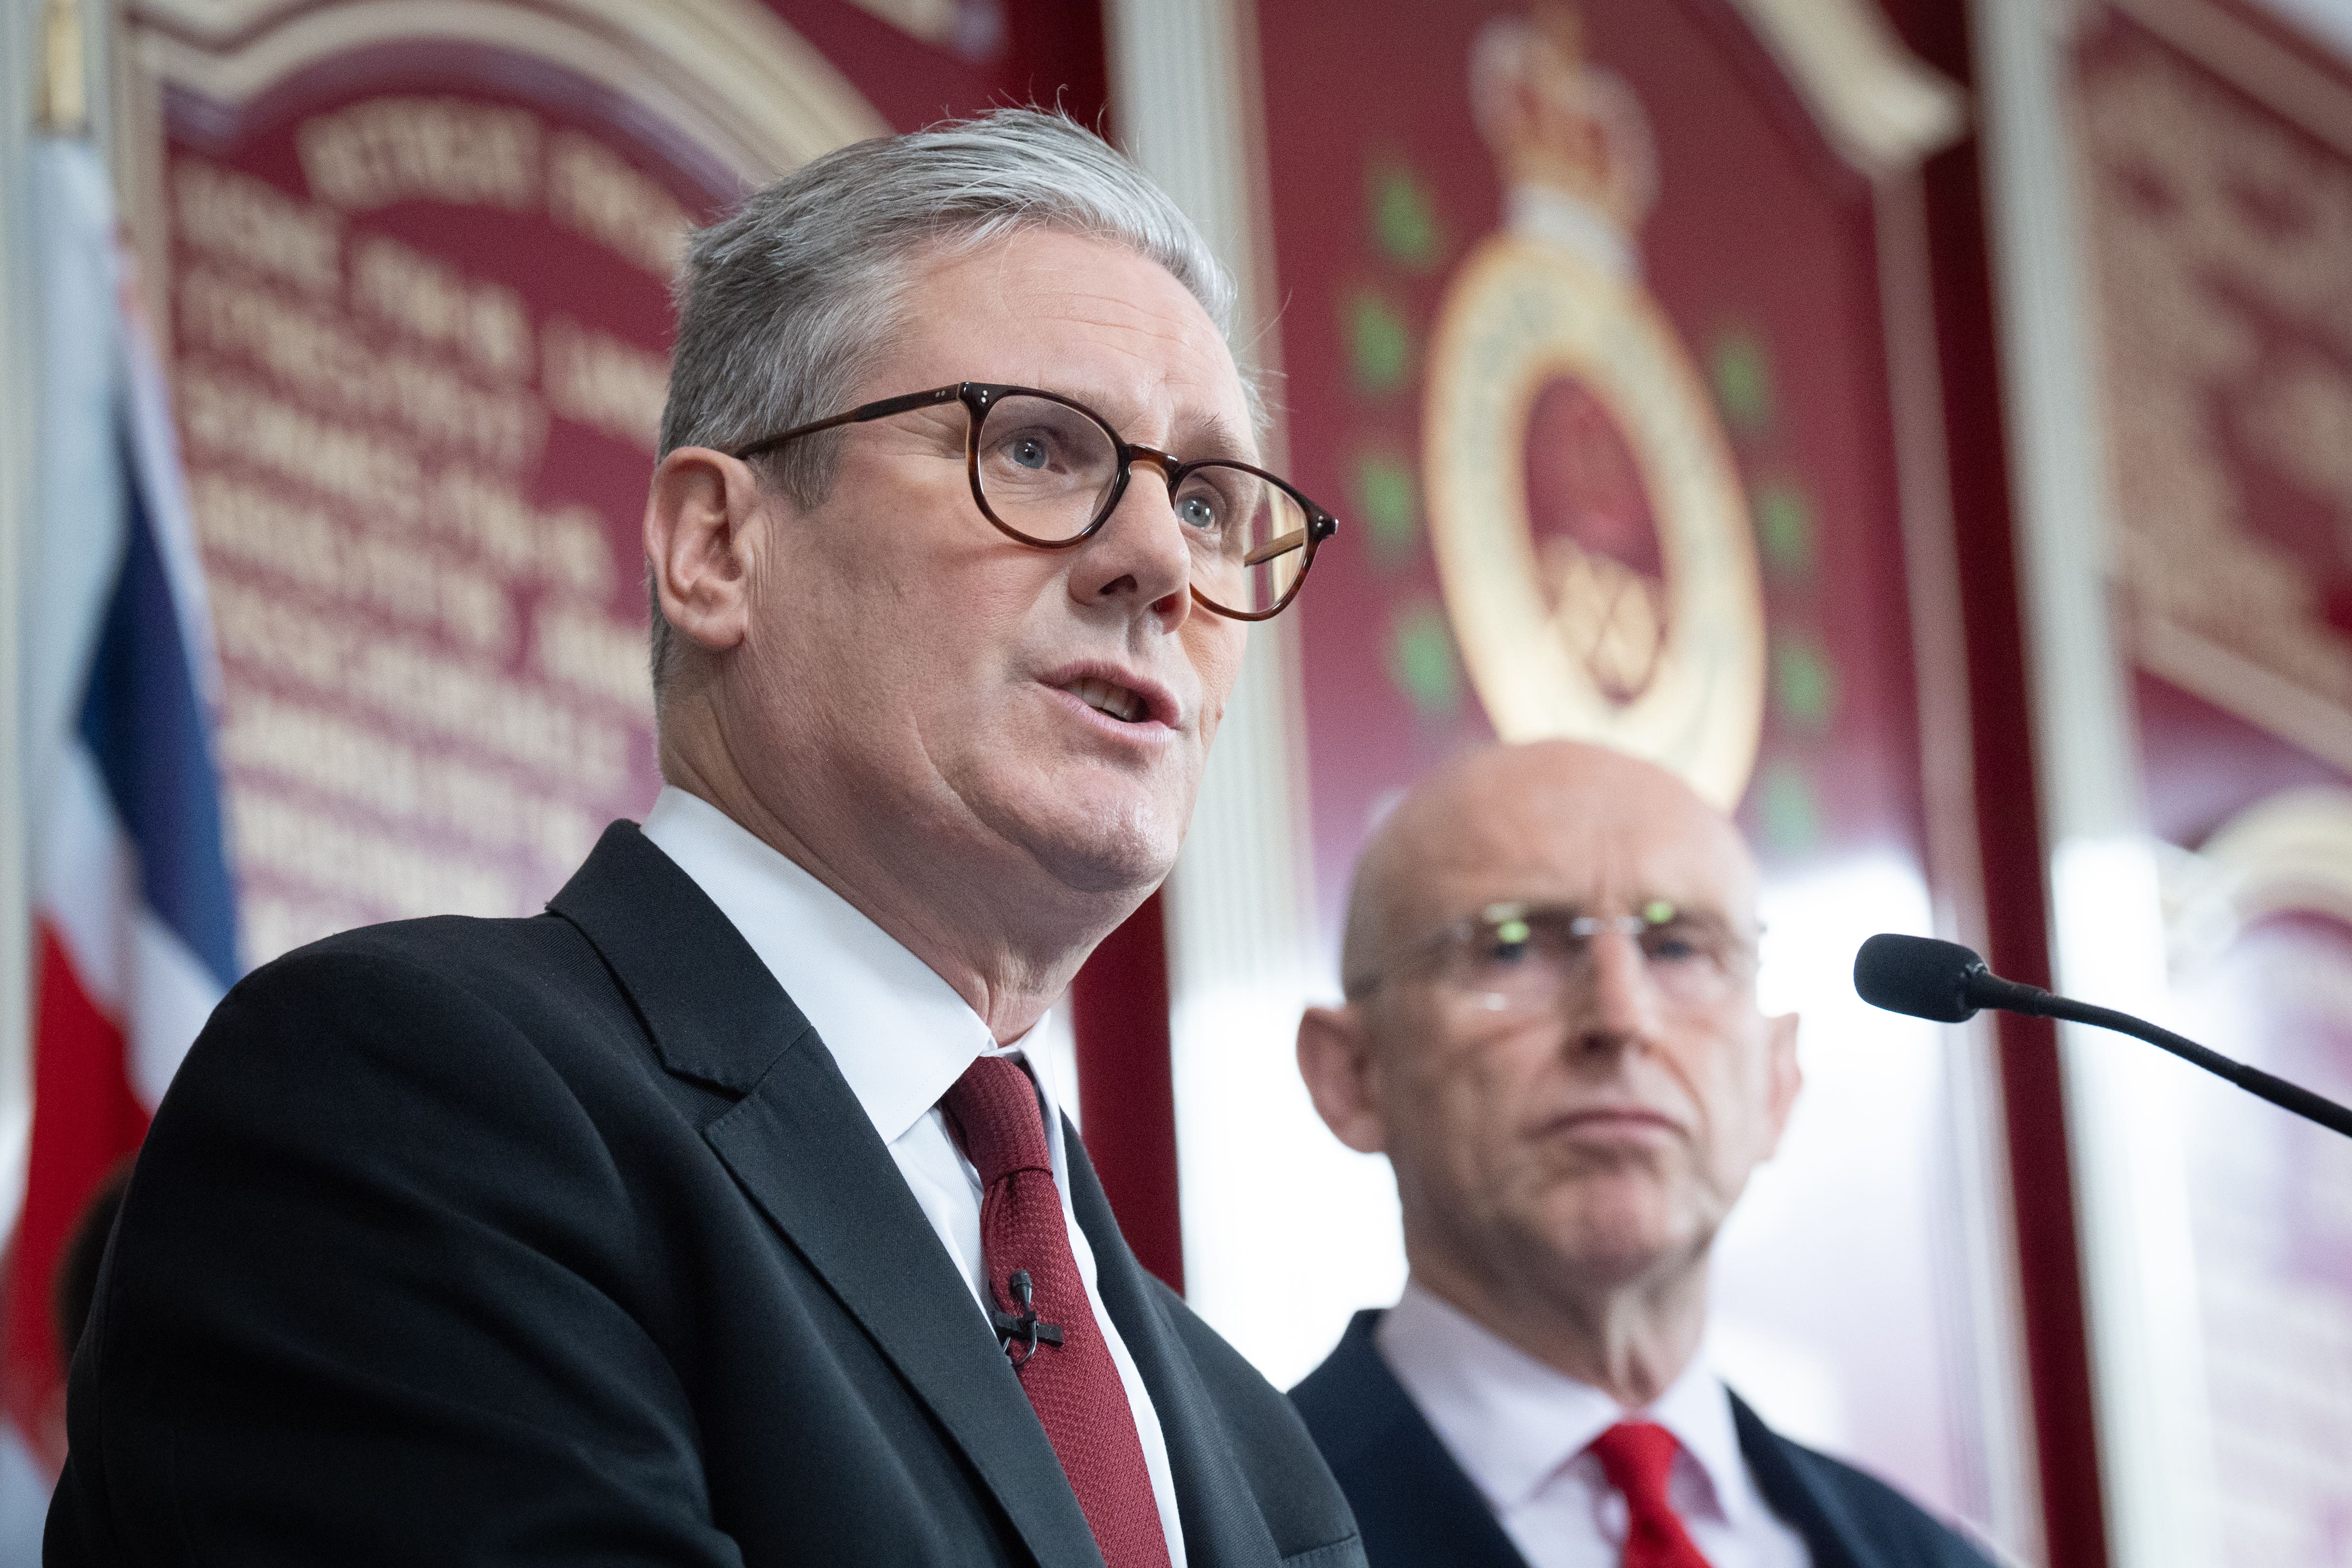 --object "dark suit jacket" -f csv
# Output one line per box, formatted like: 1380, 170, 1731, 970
48, 822, 1364, 1568
1292, 1310, 1992, 1568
